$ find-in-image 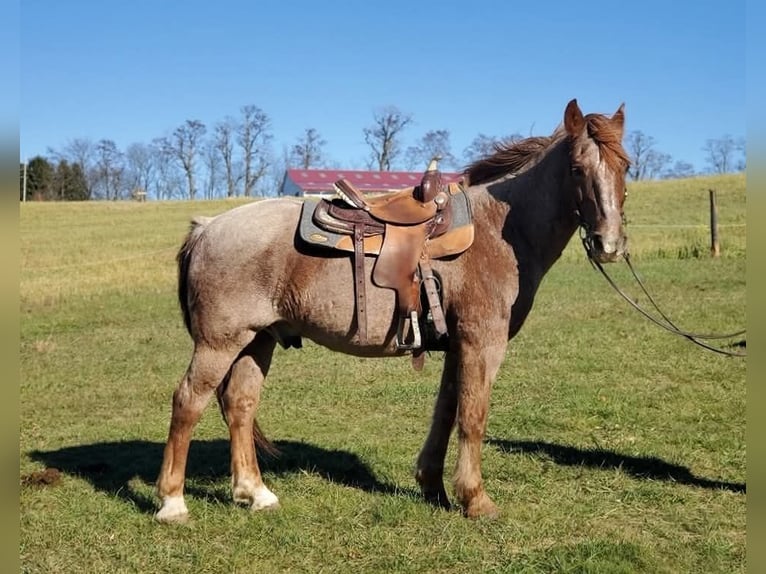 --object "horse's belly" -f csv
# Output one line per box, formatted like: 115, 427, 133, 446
281, 253, 404, 357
